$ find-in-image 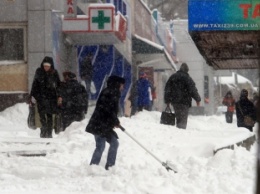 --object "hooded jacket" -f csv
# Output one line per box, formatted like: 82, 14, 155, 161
235, 91, 256, 129
164, 70, 201, 107
30, 56, 61, 114
85, 76, 125, 139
